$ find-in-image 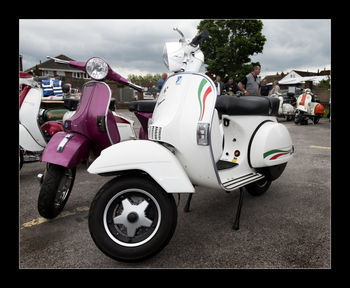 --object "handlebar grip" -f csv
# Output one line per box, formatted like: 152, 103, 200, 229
190, 30, 209, 47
